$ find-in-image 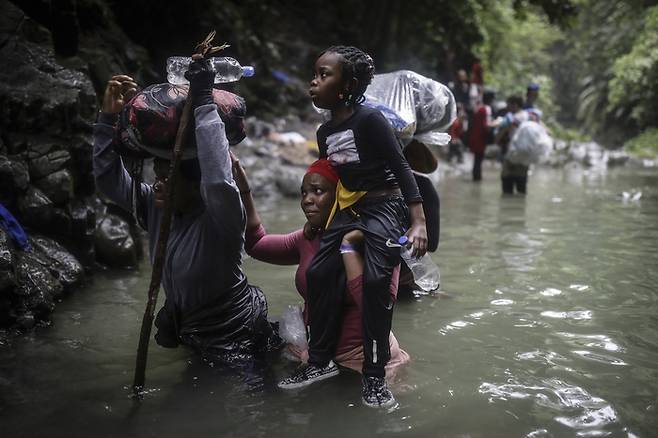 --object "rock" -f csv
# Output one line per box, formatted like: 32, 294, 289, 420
15, 311, 36, 331
607, 150, 630, 167
33, 168, 74, 205
0, 295, 11, 326
69, 199, 96, 239
18, 186, 54, 229
51, 207, 73, 236
0, 156, 29, 205
29, 235, 84, 292
275, 165, 307, 198
94, 213, 137, 267
68, 134, 95, 195
13, 250, 61, 319
0, 228, 16, 292
28, 150, 71, 180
